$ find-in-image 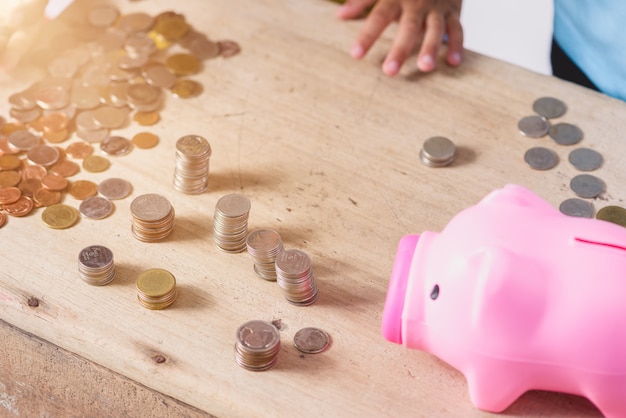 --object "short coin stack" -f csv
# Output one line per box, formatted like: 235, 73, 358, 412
136, 268, 177, 310
213, 194, 251, 253
173, 135, 212, 194
246, 229, 284, 281
275, 249, 318, 306
234, 320, 281, 371
420, 136, 456, 167
77, 245, 116, 286
130, 193, 175, 242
